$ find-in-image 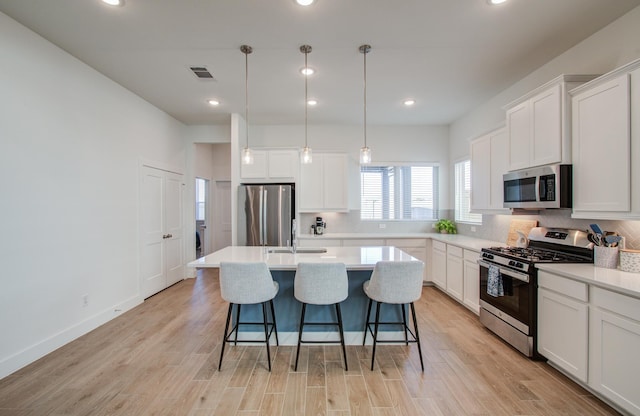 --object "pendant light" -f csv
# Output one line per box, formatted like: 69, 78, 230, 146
240, 45, 254, 165
359, 44, 372, 164
300, 44, 313, 164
